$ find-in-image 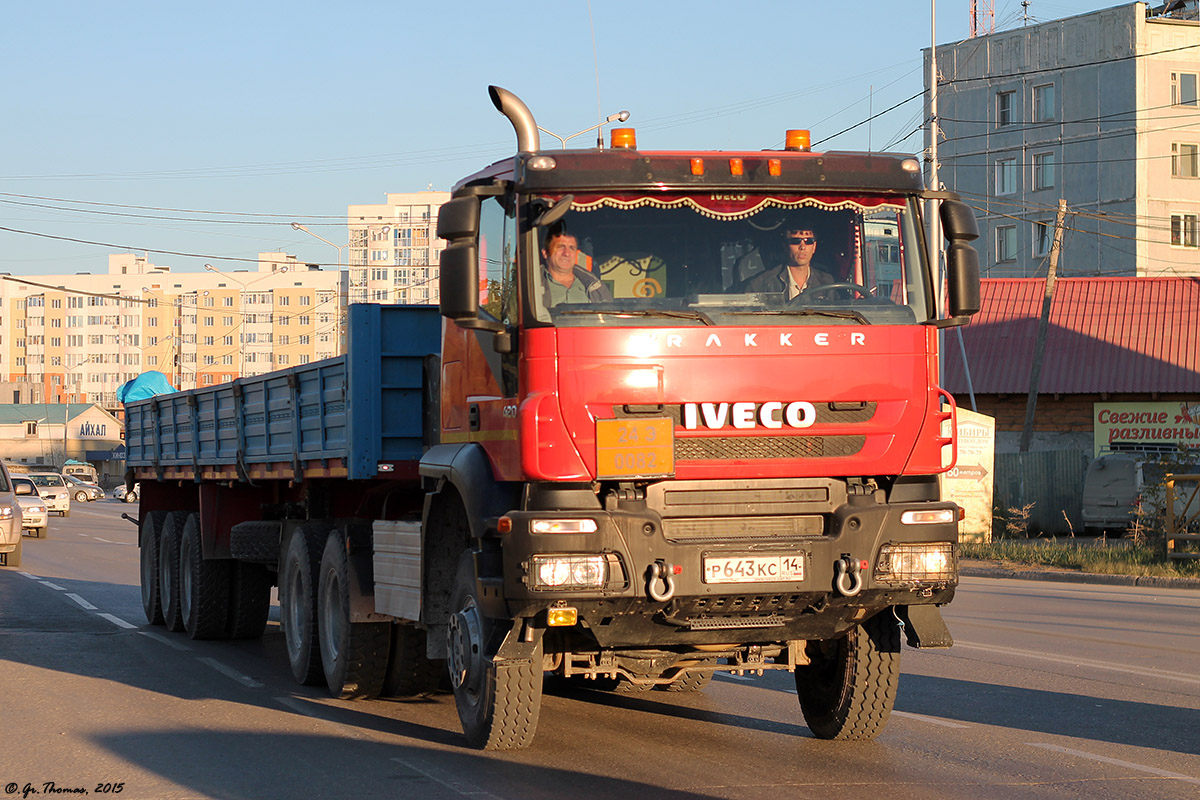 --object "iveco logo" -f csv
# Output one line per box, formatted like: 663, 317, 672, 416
682, 402, 816, 430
